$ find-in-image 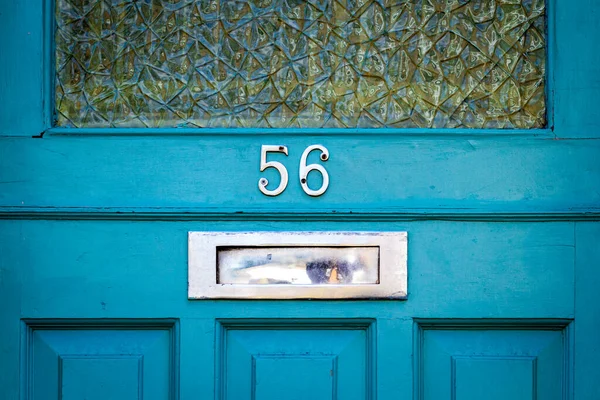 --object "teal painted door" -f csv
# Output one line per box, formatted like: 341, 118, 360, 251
1, 1, 599, 399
